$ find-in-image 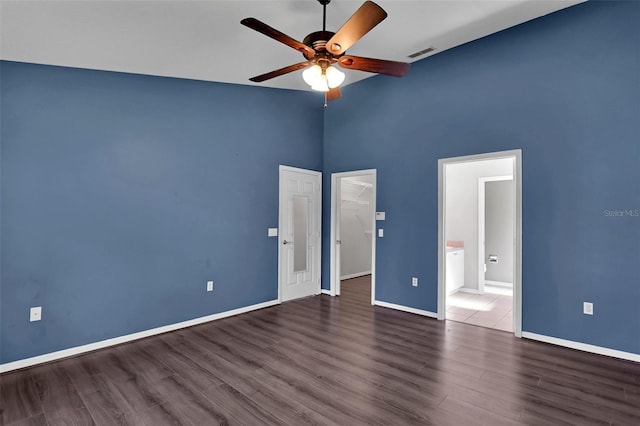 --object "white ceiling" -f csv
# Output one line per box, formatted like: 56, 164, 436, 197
1, 0, 584, 91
